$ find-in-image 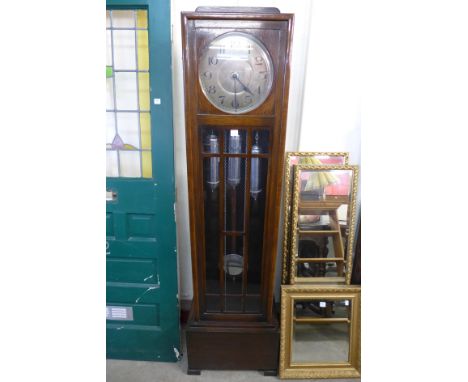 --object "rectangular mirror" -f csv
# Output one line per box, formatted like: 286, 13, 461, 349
292, 300, 351, 363
290, 165, 359, 284
281, 153, 349, 284
280, 285, 360, 379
